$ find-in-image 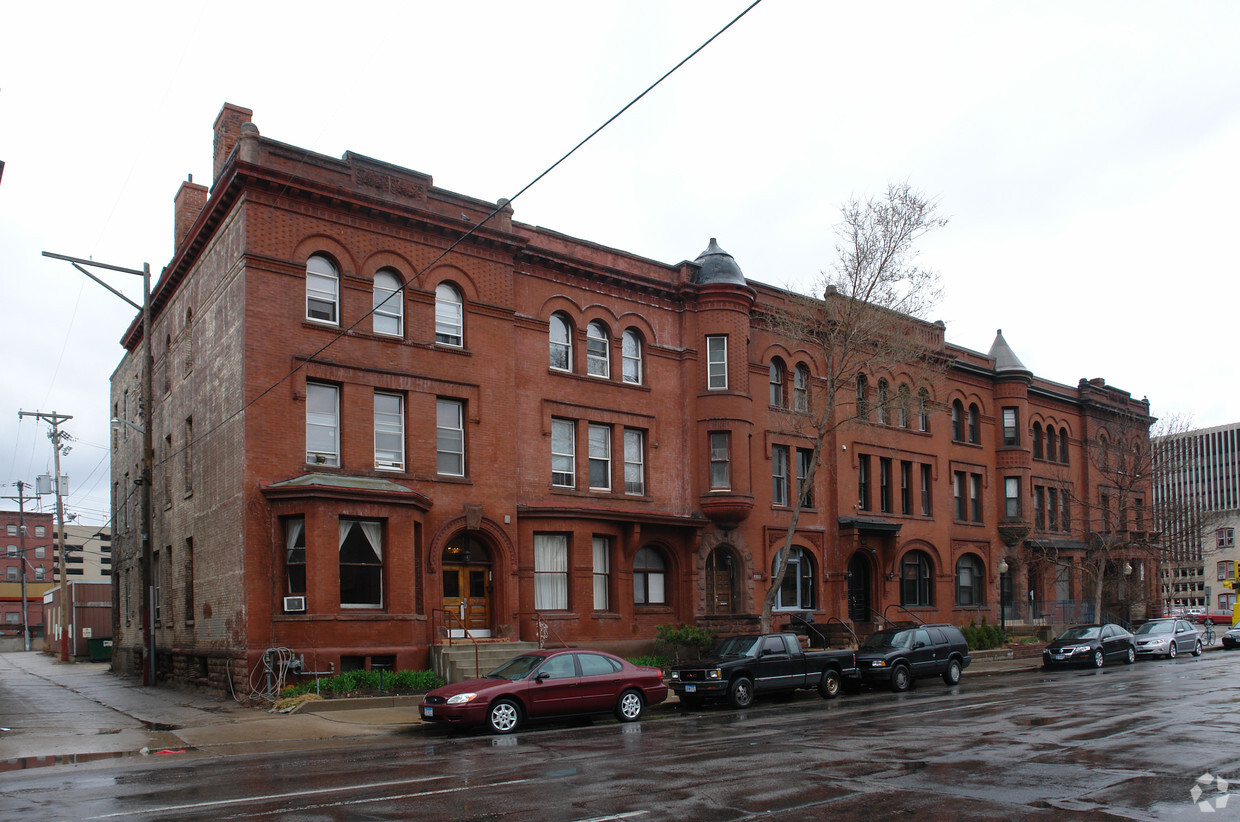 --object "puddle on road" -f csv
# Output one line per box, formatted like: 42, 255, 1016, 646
2, 746, 197, 772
